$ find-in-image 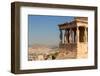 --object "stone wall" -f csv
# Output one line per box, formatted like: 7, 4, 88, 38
59, 43, 88, 59
58, 43, 77, 59
77, 43, 88, 58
